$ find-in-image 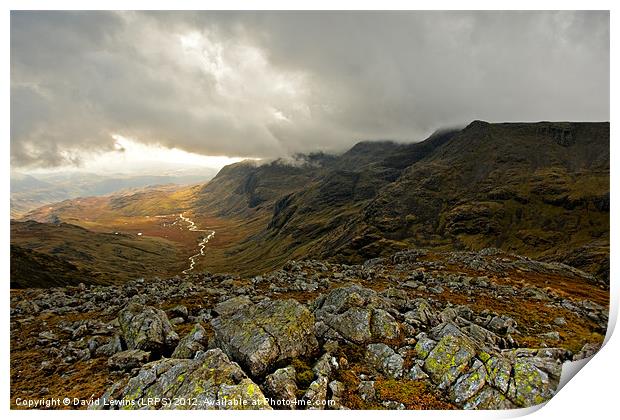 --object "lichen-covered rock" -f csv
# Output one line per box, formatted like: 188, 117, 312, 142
330, 307, 372, 343
316, 285, 389, 315
507, 357, 561, 407
213, 296, 252, 317
118, 303, 179, 356
466, 324, 501, 348
263, 367, 298, 408
96, 348, 271, 410
328, 380, 347, 409
414, 335, 437, 359
357, 380, 376, 402
484, 355, 512, 393
408, 363, 429, 380
303, 376, 328, 410
365, 343, 404, 379
107, 349, 150, 371
314, 285, 401, 344
464, 385, 515, 410
171, 324, 209, 359
313, 352, 339, 378
404, 299, 438, 327
211, 299, 318, 377
370, 309, 402, 342
449, 360, 486, 403
423, 334, 476, 389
